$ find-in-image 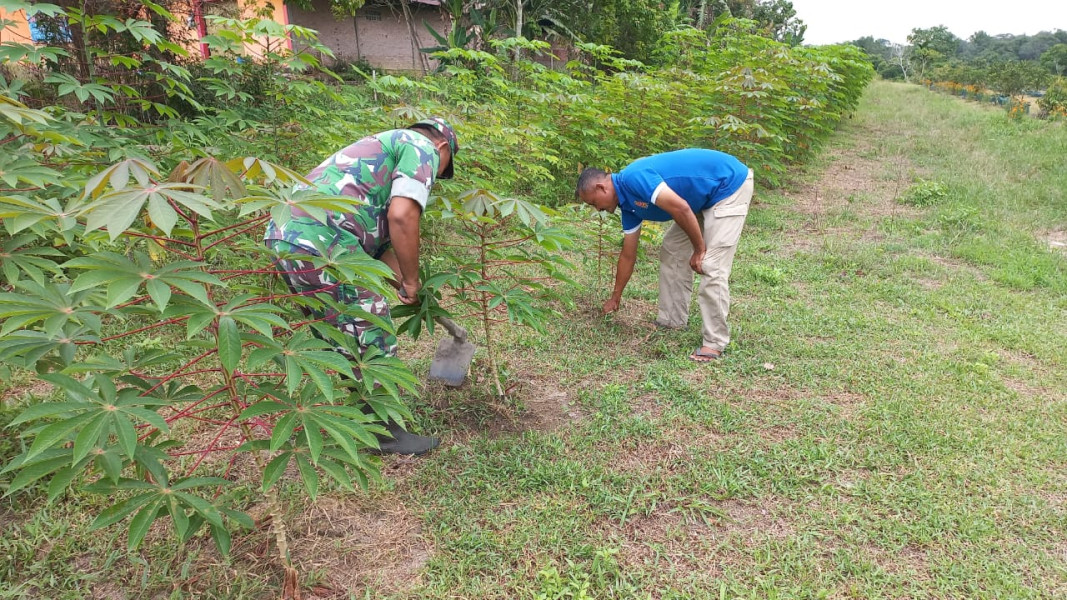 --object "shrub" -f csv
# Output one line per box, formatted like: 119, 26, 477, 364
1037, 77, 1067, 118
899, 179, 949, 207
